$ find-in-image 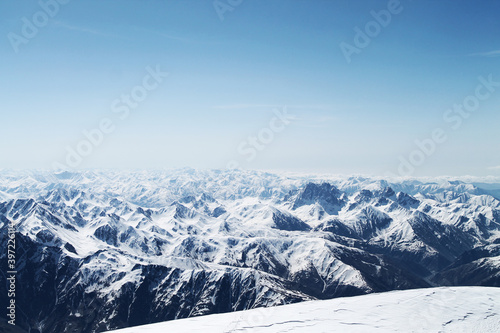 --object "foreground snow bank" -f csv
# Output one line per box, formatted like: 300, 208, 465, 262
110, 287, 500, 332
